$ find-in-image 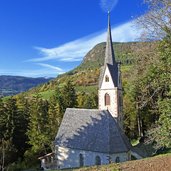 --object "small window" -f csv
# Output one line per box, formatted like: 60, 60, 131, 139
105, 75, 109, 82
79, 154, 84, 167
105, 93, 110, 106
115, 156, 120, 163
95, 156, 101, 165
